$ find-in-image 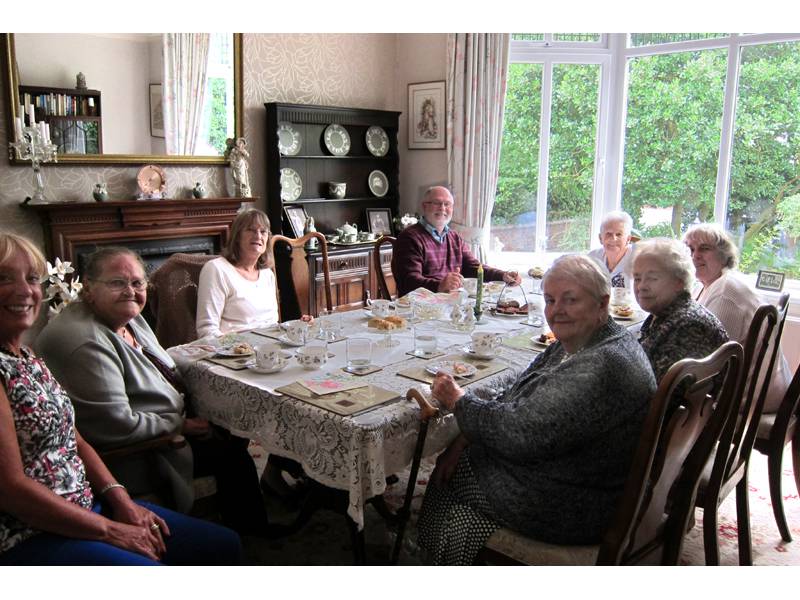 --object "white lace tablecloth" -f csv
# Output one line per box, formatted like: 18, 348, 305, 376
172, 306, 541, 530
